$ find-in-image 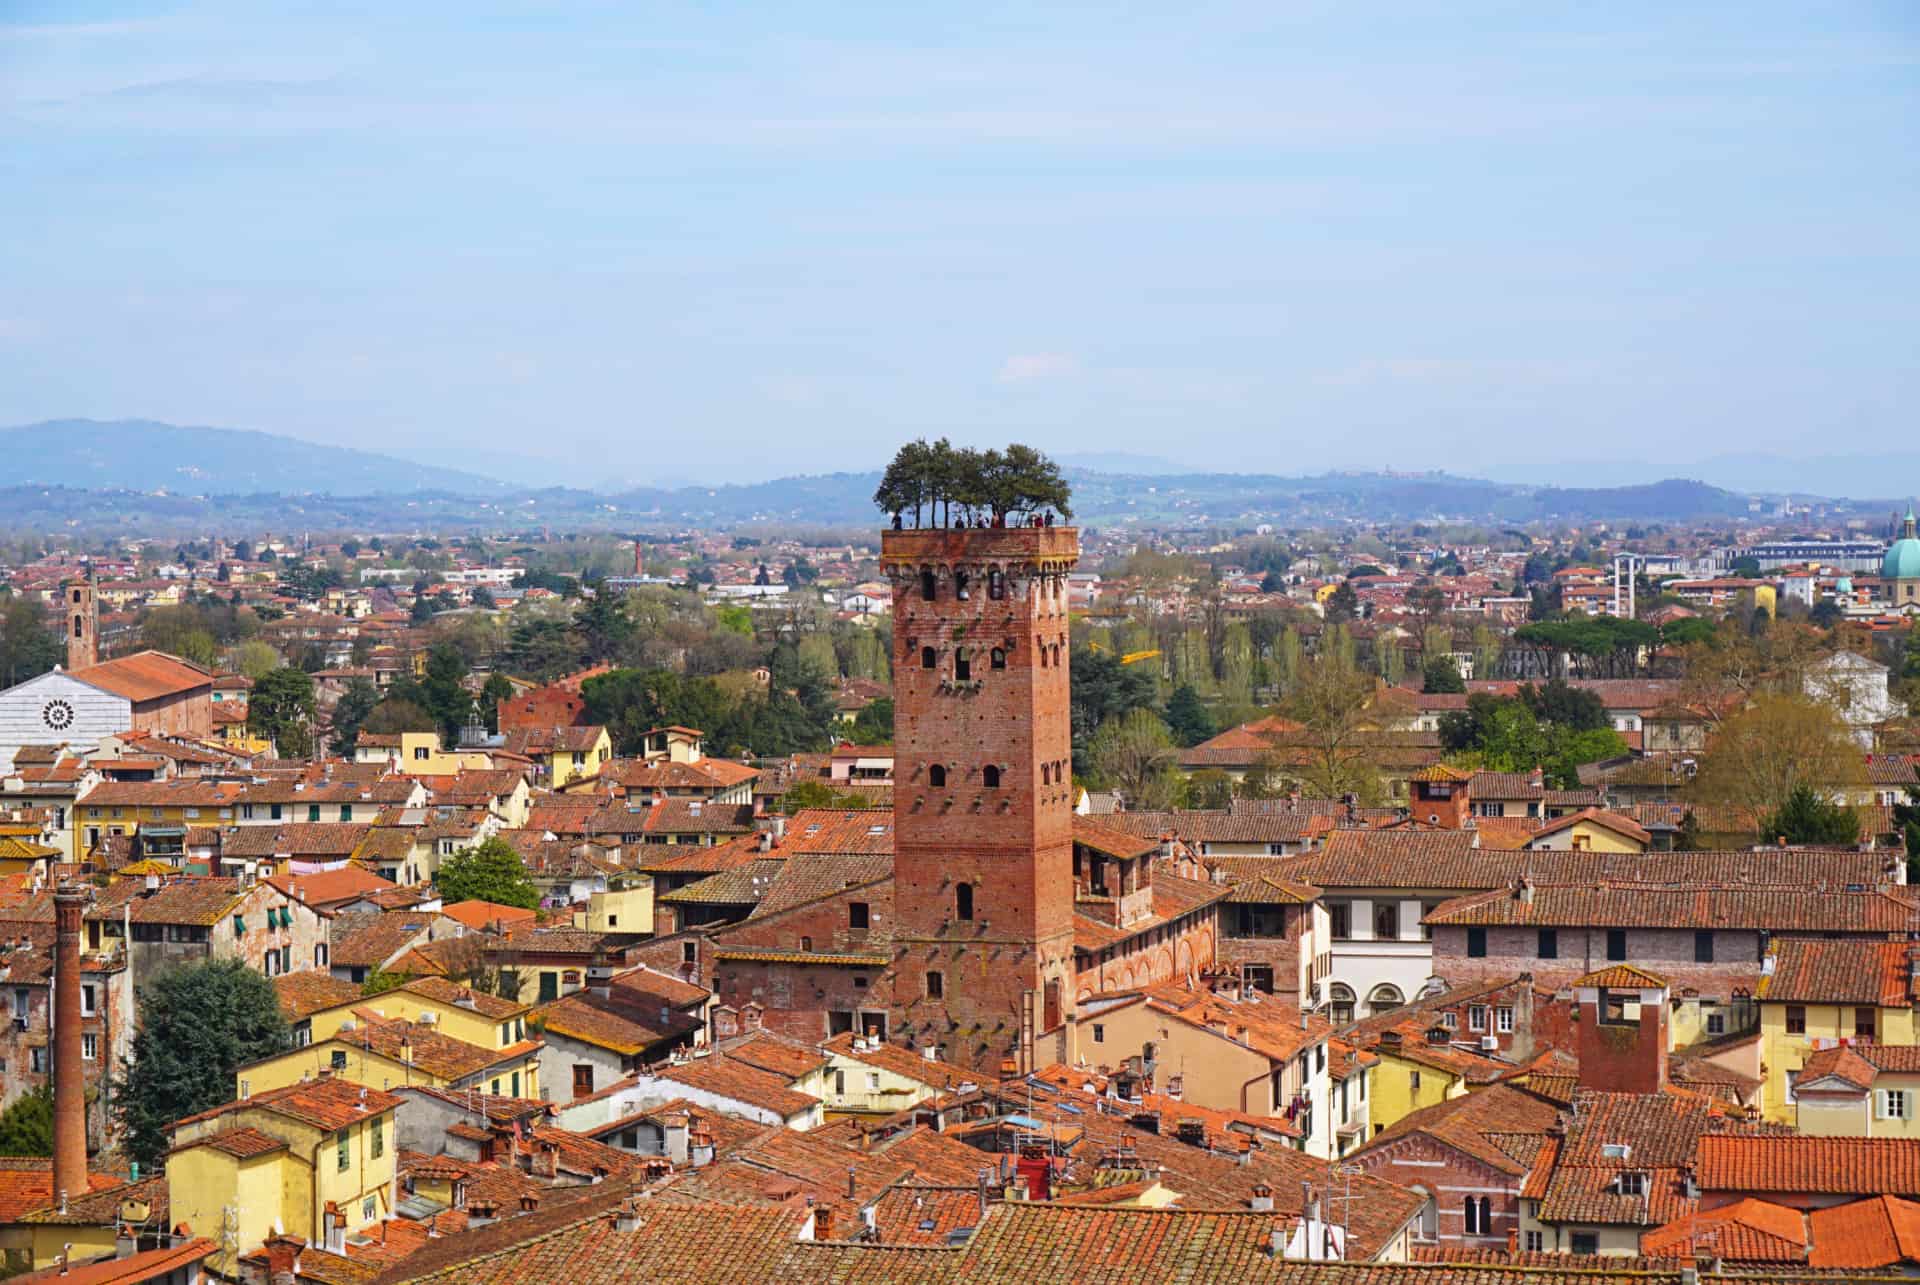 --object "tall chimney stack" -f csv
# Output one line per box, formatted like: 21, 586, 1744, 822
52, 883, 88, 1199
